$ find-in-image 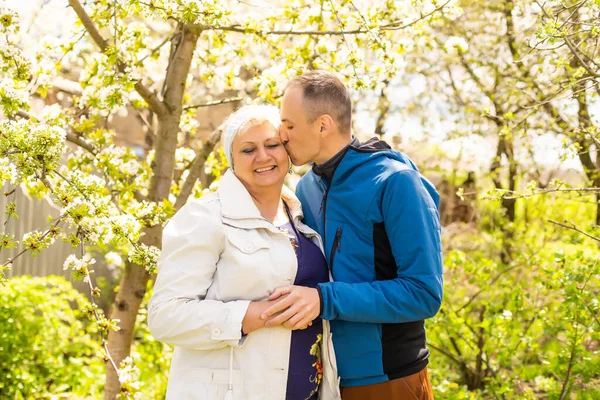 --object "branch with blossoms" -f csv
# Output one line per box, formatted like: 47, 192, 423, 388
189, 0, 454, 35
0, 164, 155, 396
65, 247, 121, 371
461, 178, 598, 202
44, 169, 162, 273
534, 0, 600, 79
11, 108, 153, 206
15, 109, 97, 155
63, 240, 142, 398
0, 213, 66, 282
68, 0, 168, 118
135, 0, 453, 35
0, 120, 162, 276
